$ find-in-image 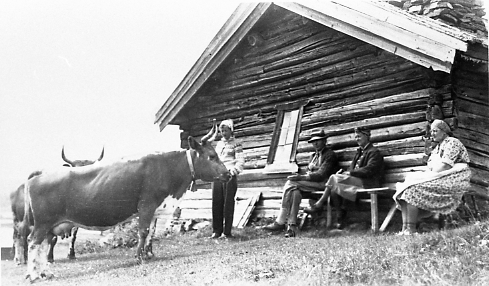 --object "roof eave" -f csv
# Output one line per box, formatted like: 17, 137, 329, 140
154, 2, 271, 131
